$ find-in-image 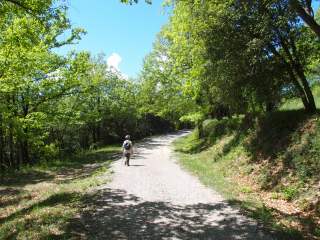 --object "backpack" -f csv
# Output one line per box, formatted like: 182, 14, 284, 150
124, 141, 131, 150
